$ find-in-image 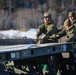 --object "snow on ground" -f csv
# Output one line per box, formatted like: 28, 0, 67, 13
0, 28, 38, 39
